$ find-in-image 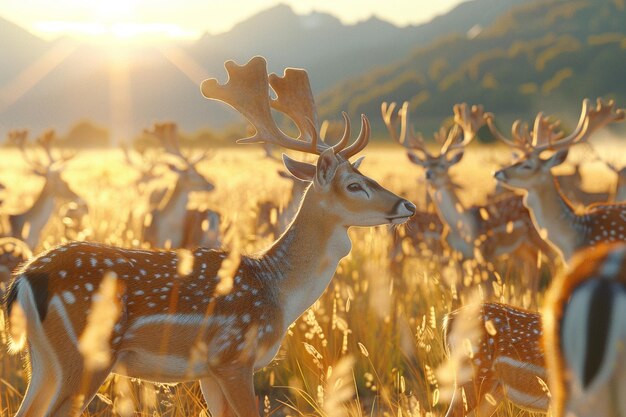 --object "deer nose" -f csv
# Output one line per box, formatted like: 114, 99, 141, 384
494, 170, 506, 181
402, 200, 416, 215
425, 169, 433, 180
